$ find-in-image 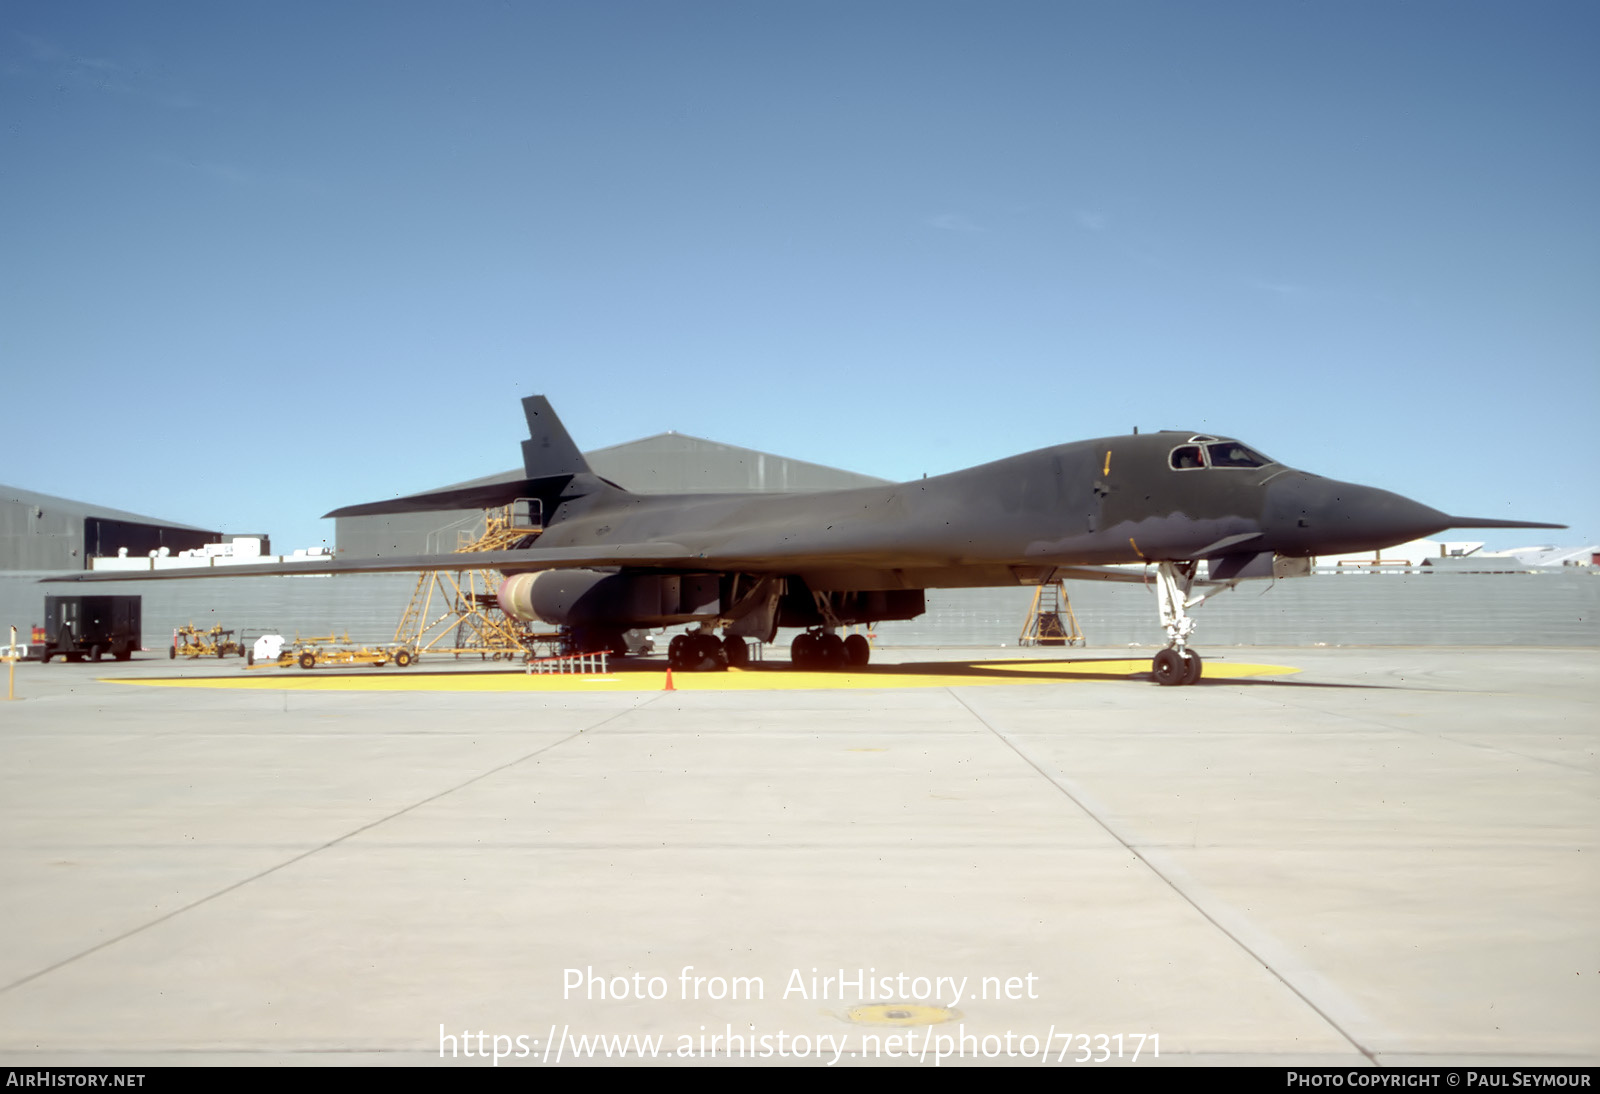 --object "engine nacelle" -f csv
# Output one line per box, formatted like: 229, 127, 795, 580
497, 570, 721, 628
